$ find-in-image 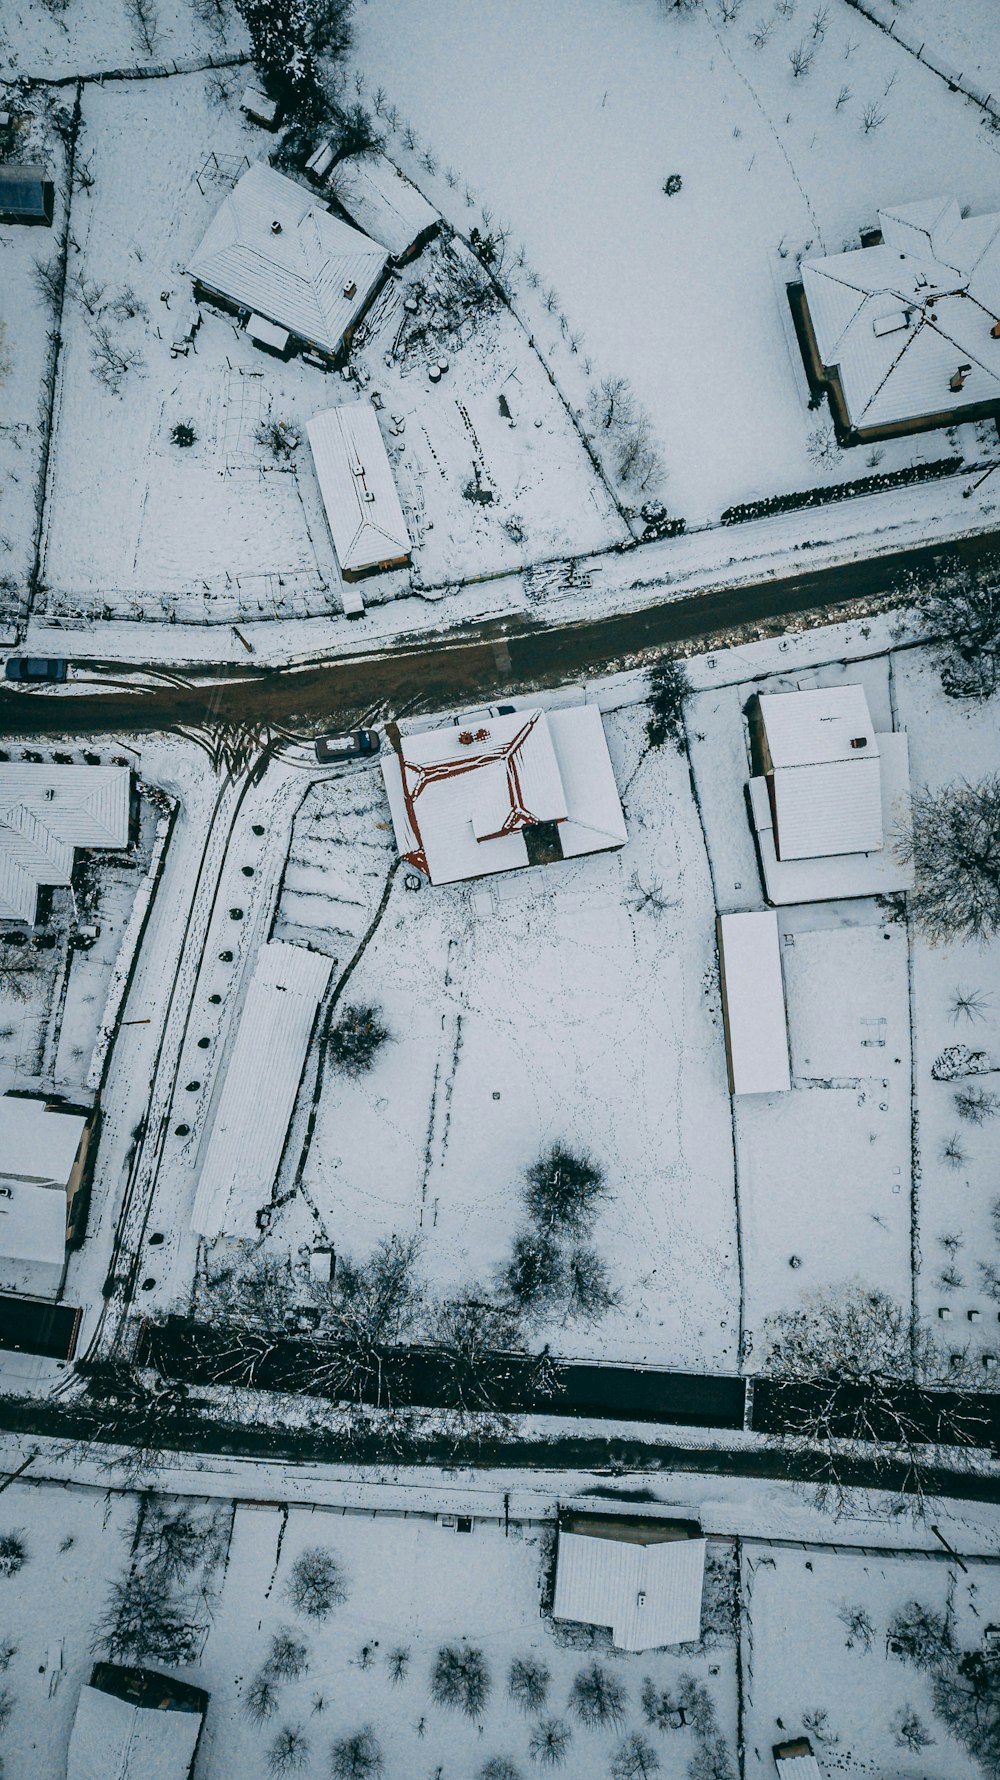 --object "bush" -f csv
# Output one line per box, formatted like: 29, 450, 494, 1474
0, 1533, 26, 1578
720, 456, 962, 525
268, 1725, 310, 1774
646, 656, 689, 751
523, 1144, 608, 1237
508, 1654, 550, 1714
527, 1717, 572, 1767
568, 1661, 627, 1730
430, 1644, 491, 1718
170, 422, 197, 448
266, 1627, 309, 1680
328, 1005, 390, 1077
256, 417, 300, 460
286, 1547, 347, 1620
330, 1725, 383, 1780
504, 1232, 564, 1310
